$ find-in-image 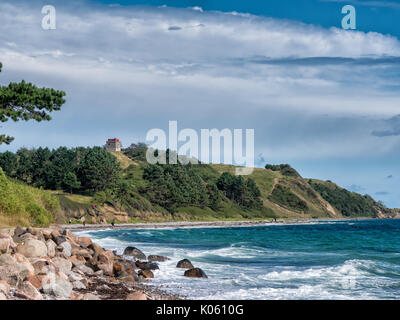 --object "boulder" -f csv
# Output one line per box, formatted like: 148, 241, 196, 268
13, 253, 35, 277
82, 293, 100, 300
184, 268, 208, 278
0, 279, 10, 295
72, 264, 94, 276
176, 259, 194, 269
126, 291, 147, 300
13, 226, 26, 239
25, 275, 44, 289
69, 255, 85, 267
123, 246, 146, 260
97, 250, 114, 276
51, 230, 61, 241
46, 239, 56, 258
89, 242, 104, 256
0, 253, 16, 266
53, 236, 67, 246
0, 292, 6, 300
42, 272, 73, 298
138, 269, 154, 278
75, 249, 92, 259
148, 255, 170, 262
59, 241, 72, 257
0, 233, 16, 253
52, 257, 72, 273
18, 281, 43, 300
72, 280, 86, 290
17, 239, 48, 258
0, 253, 33, 281
113, 261, 125, 274
0, 265, 20, 286
77, 237, 92, 249
135, 261, 159, 271
41, 229, 53, 241
31, 258, 53, 275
